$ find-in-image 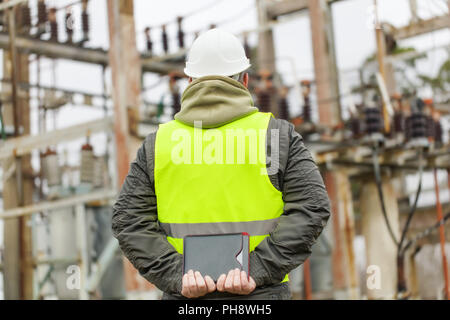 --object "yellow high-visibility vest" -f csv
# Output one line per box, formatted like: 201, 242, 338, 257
154, 112, 287, 282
